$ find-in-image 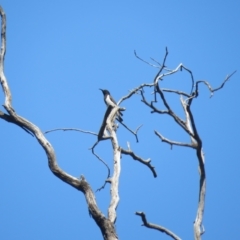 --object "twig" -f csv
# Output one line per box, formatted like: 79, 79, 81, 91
154, 131, 196, 149
118, 83, 153, 105
121, 148, 157, 178
45, 128, 97, 136
91, 145, 111, 192
118, 122, 143, 142
135, 212, 181, 240
162, 88, 191, 97
155, 84, 195, 138
140, 89, 168, 114
195, 70, 236, 97
134, 50, 161, 68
